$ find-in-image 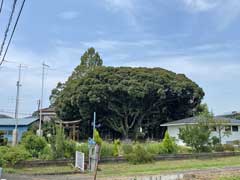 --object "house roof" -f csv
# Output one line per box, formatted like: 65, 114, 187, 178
41, 107, 55, 112
161, 116, 240, 127
0, 117, 38, 126
0, 114, 12, 118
